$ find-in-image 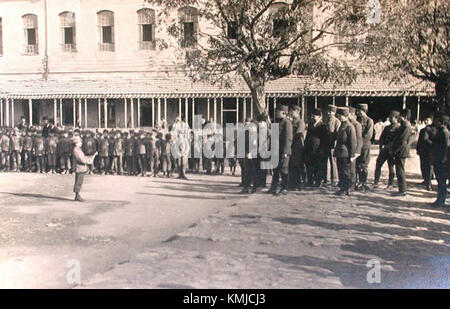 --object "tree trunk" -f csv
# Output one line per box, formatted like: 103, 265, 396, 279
250, 85, 269, 122
435, 74, 450, 113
